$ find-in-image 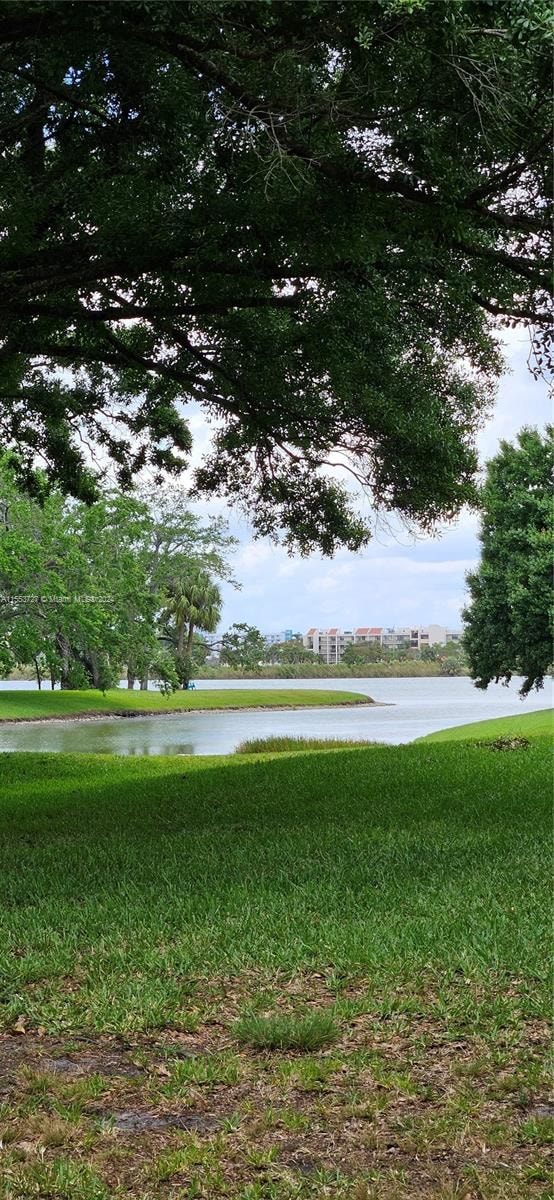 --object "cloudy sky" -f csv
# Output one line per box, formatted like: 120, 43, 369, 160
187, 330, 550, 635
